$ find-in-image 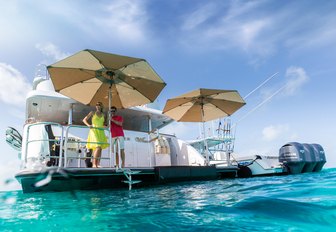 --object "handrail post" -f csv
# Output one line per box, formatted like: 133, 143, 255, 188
63, 126, 70, 168
109, 129, 112, 168
68, 104, 73, 125
58, 125, 64, 168
24, 124, 31, 166
148, 115, 152, 167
